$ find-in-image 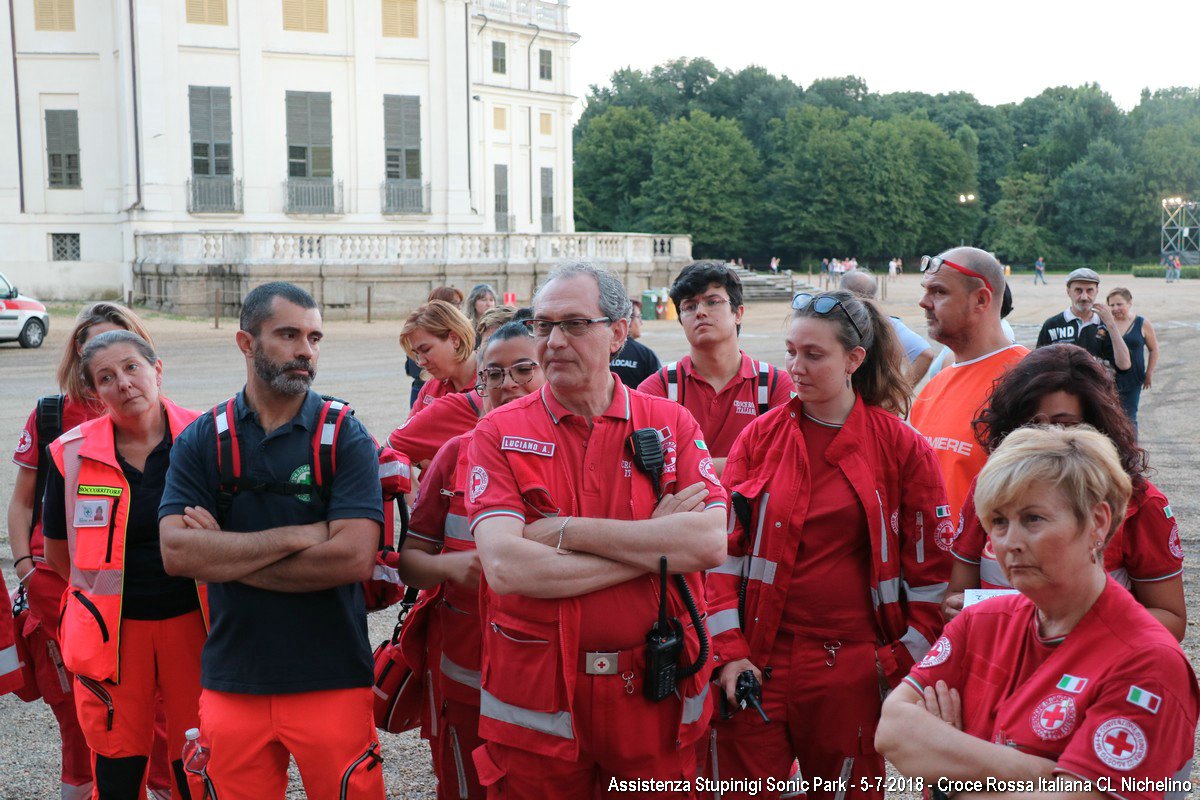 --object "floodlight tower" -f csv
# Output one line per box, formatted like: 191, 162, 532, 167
1161, 197, 1200, 265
